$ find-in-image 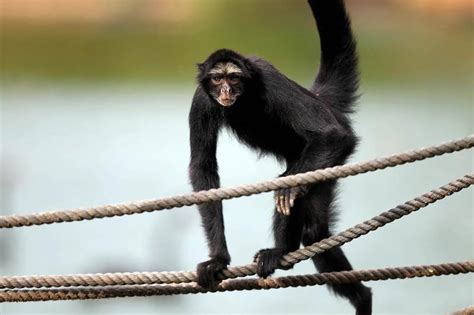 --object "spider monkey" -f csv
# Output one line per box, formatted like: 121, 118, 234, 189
188, 0, 372, 313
